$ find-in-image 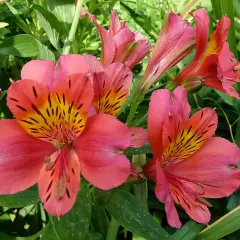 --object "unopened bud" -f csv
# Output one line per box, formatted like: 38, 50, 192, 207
181, 76, 203, 93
